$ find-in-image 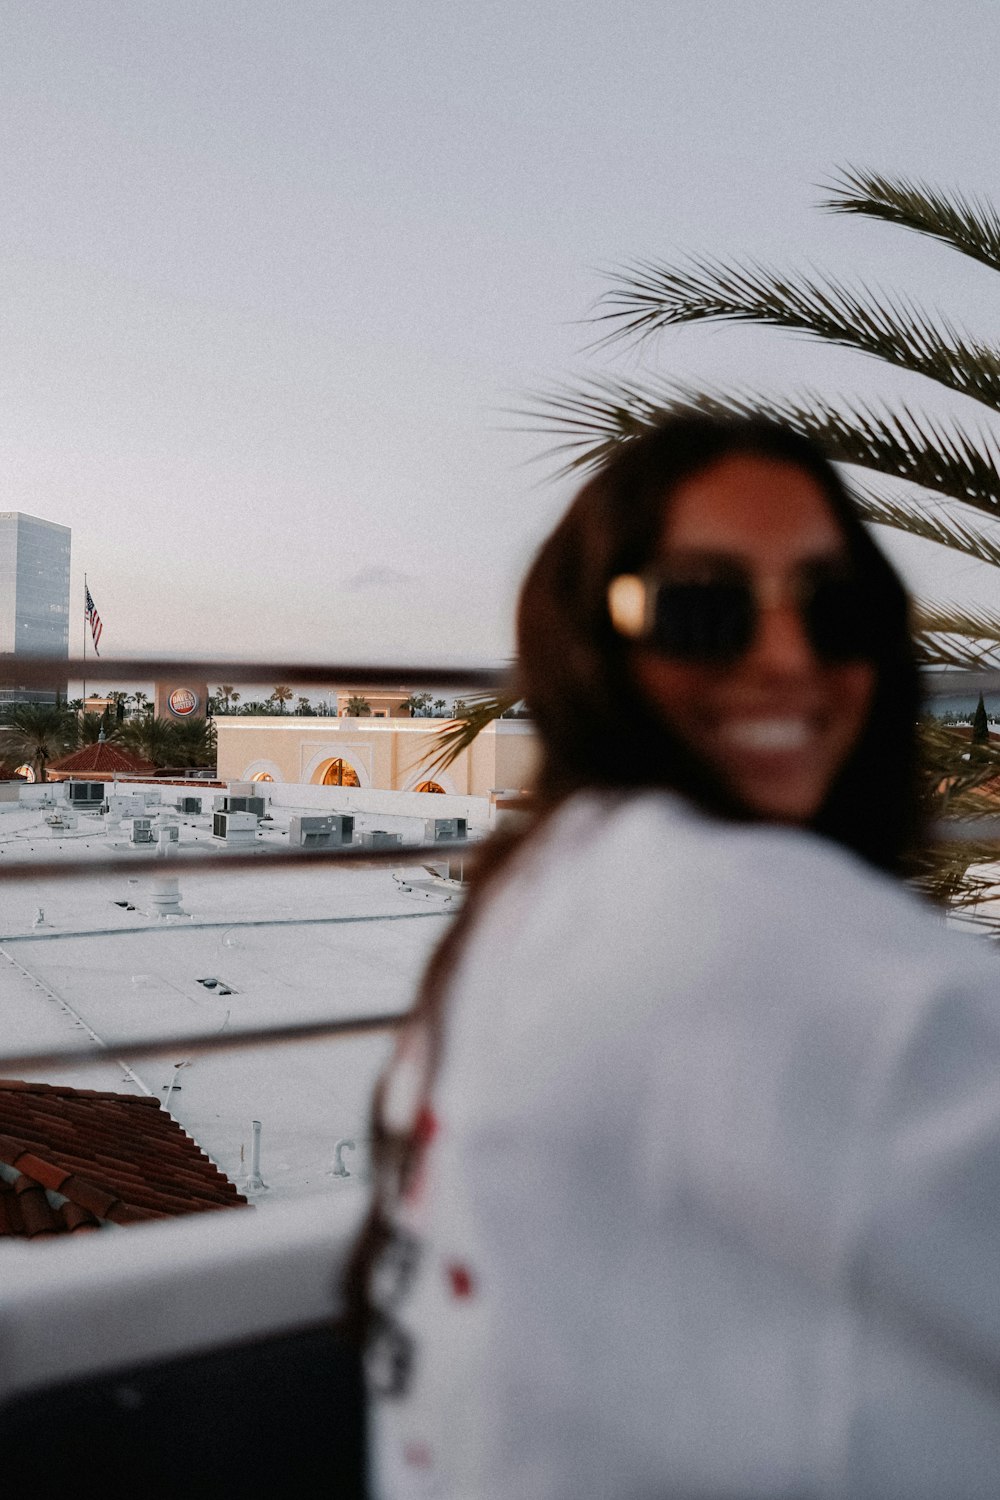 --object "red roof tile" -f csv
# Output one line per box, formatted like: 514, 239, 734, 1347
0, 1079, 248, 1239
46, 742, 158, 777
